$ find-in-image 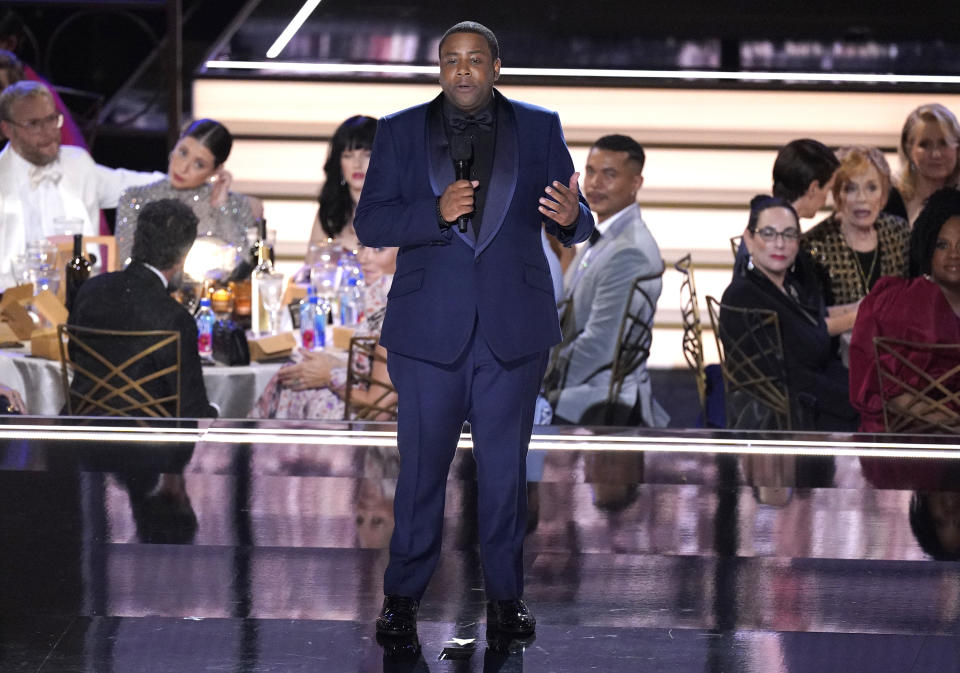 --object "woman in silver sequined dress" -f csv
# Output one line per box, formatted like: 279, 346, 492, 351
115, 119, 260, 266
